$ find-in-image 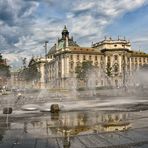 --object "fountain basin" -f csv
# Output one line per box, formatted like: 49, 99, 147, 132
40, 108, 51, 112
21, 104, 40, 111
3, 107, 13, 114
